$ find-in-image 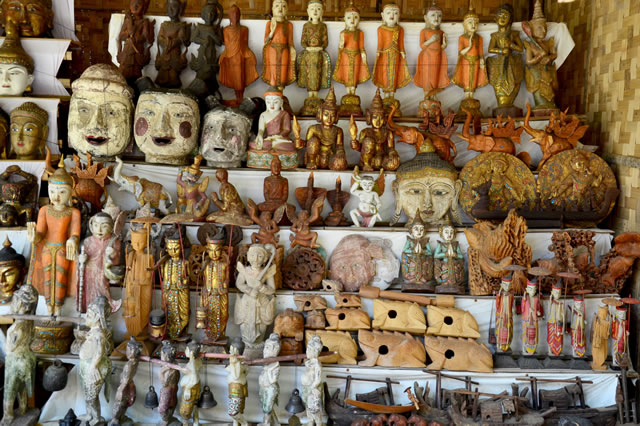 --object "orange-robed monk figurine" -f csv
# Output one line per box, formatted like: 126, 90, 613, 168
219, 4, 259, 106
27, 155, 81, 316
372, 3, 411, 114
261, 0, 296, 92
